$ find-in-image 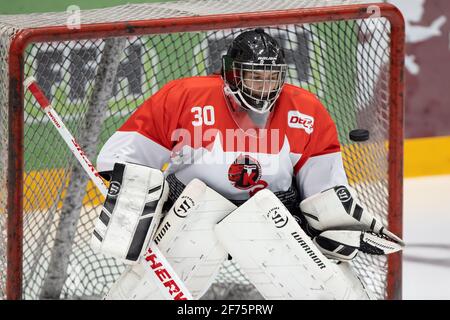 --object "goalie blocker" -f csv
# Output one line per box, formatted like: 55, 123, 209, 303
91, 162, 168, 263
